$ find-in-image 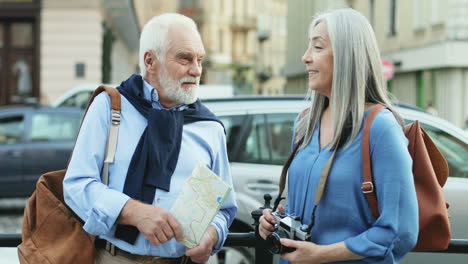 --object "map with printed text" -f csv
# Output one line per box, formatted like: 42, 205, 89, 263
171, 164, 232, 248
